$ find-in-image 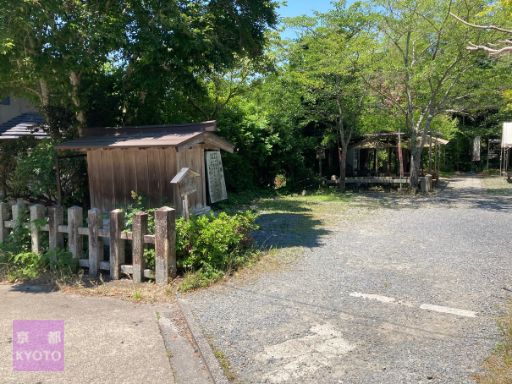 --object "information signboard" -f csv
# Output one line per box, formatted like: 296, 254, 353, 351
205, 151, 227, 203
